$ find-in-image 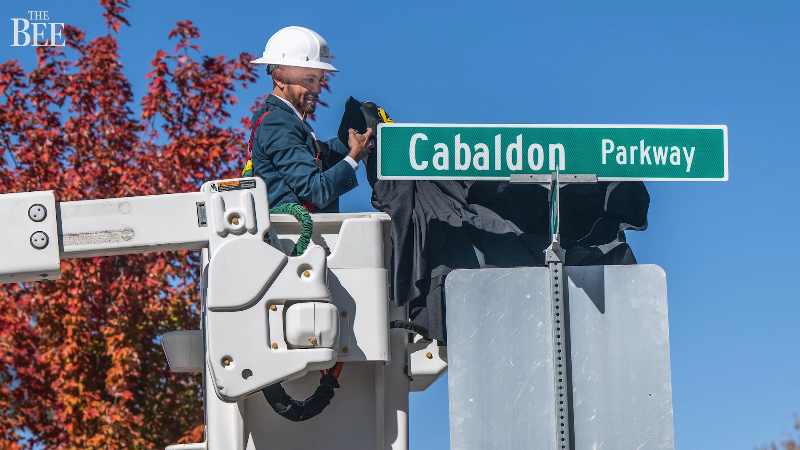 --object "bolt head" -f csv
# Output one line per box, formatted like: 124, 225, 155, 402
309, 337, 317, 345
425, 352, 433, 359
30, 231, 49, 249
28, 204, 47, 222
